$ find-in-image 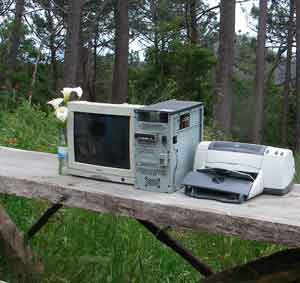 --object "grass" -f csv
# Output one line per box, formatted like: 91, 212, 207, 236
0, 101, 284, 282
1, 197, 282, 283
